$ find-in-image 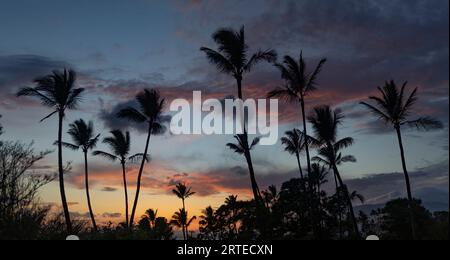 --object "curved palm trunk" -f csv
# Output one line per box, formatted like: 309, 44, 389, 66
236, 77, 262, 203
244, 151, 262, 203
332, 163, 360, 240
129, 124, 153, 227
295, 152, 304, 179
84, 151, 97, 231
395, 125, 417, 240
182, 199, 187, 240
121, 161, 129, 227
300, 98, 312, 178
58, 112, 73, 234
333, 171, 343, 239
